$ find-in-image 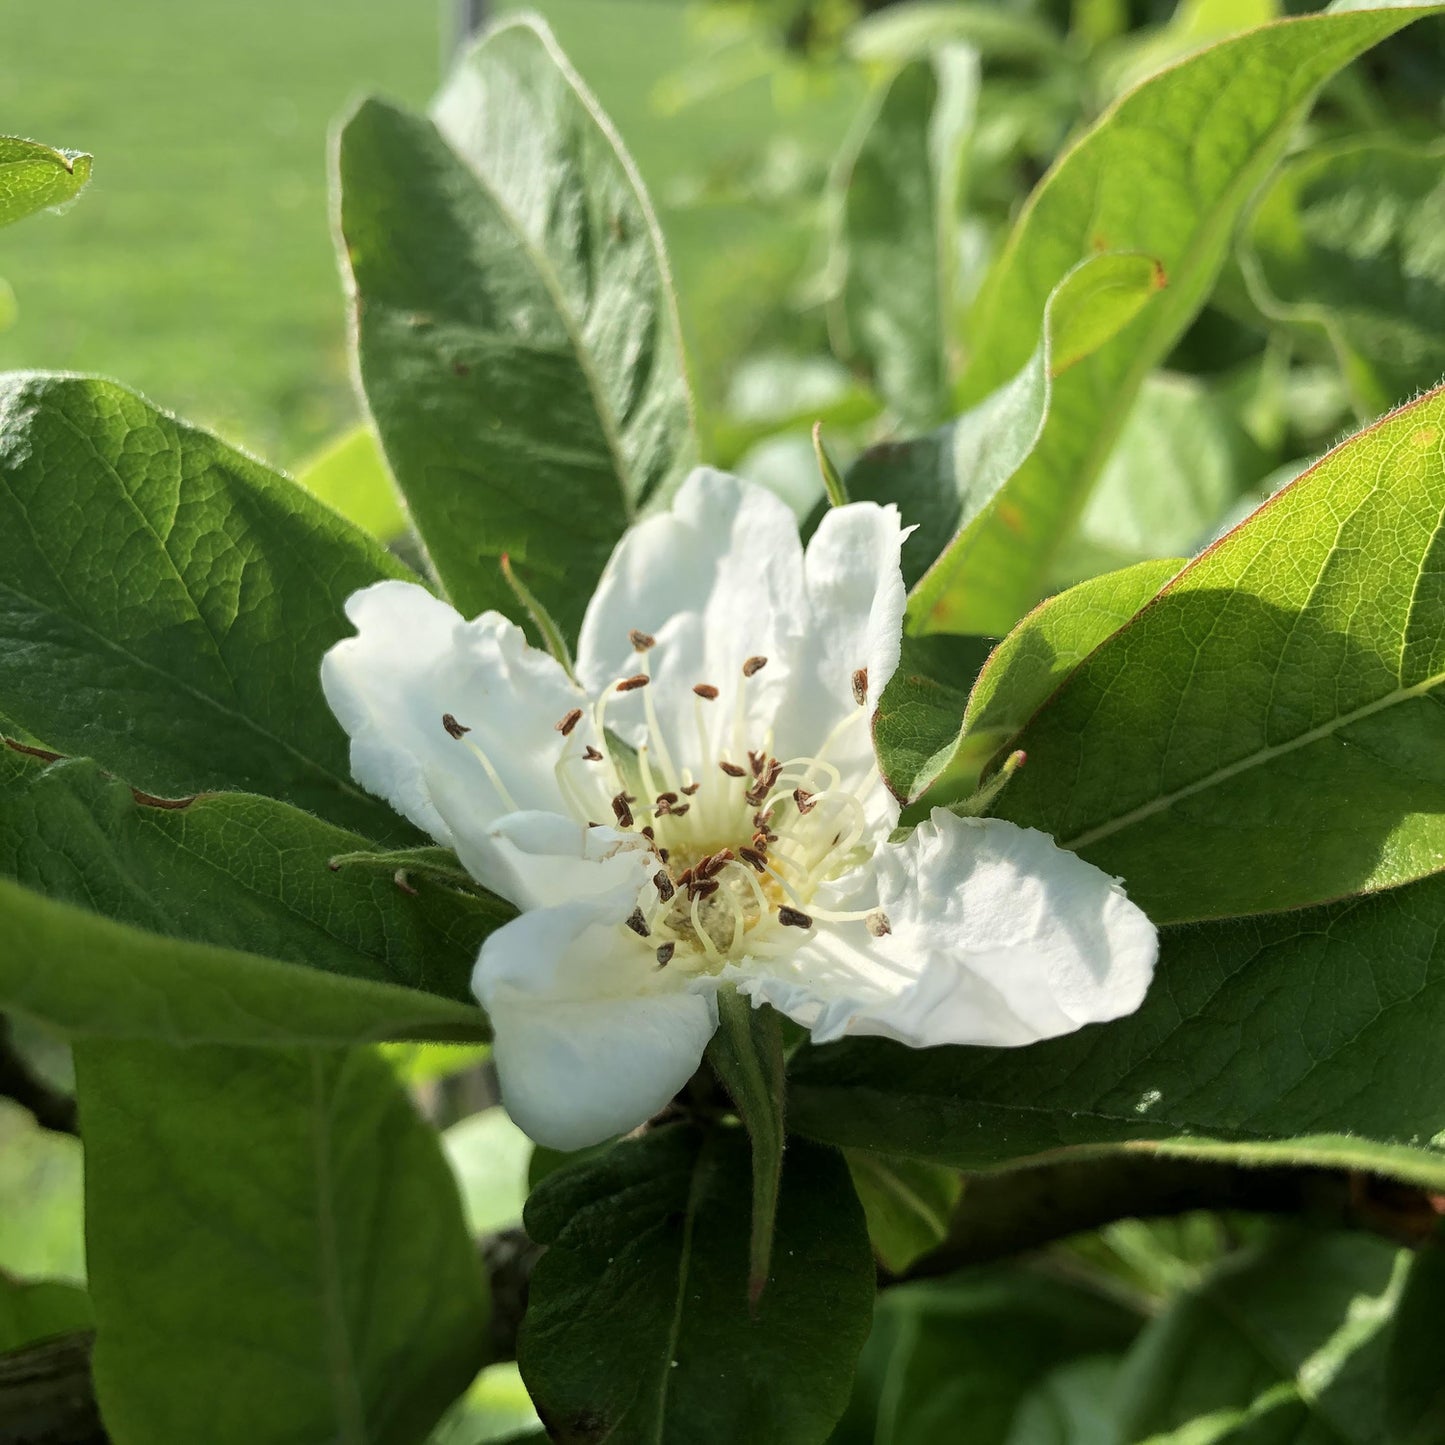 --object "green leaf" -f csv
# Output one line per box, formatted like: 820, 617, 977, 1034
830, 1271, 1140, 1445
1051, 372, 1267, 583
871, 631, 993, 807
959, 557, 1182, 755
1114, 1231, 1405, 1443
1244, 136, 1445, 415
0, 875, 487, 1046
0, 1275, 92, 1353
934, 0, 1444, 635
994, 384, 1445, 922
0, 138, 92, 229
843, 1150, 962, 1275
0, 1102, 84, 1282
1387, 1235, 1445, 1444
297, 424, 409, 542
0, 372, 415, 842
340, 15, 695, 643
788, 866, 1445, 1181
78, 1041, 488, 1445
848, 252, 1163, 606
520, 1124, 874, 1445
706, 991, 787, 1306
0, 745, 507, 1004
829, 49, 976, 429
